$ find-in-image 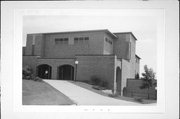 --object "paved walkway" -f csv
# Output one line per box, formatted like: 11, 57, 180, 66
44, 80, 141, 105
